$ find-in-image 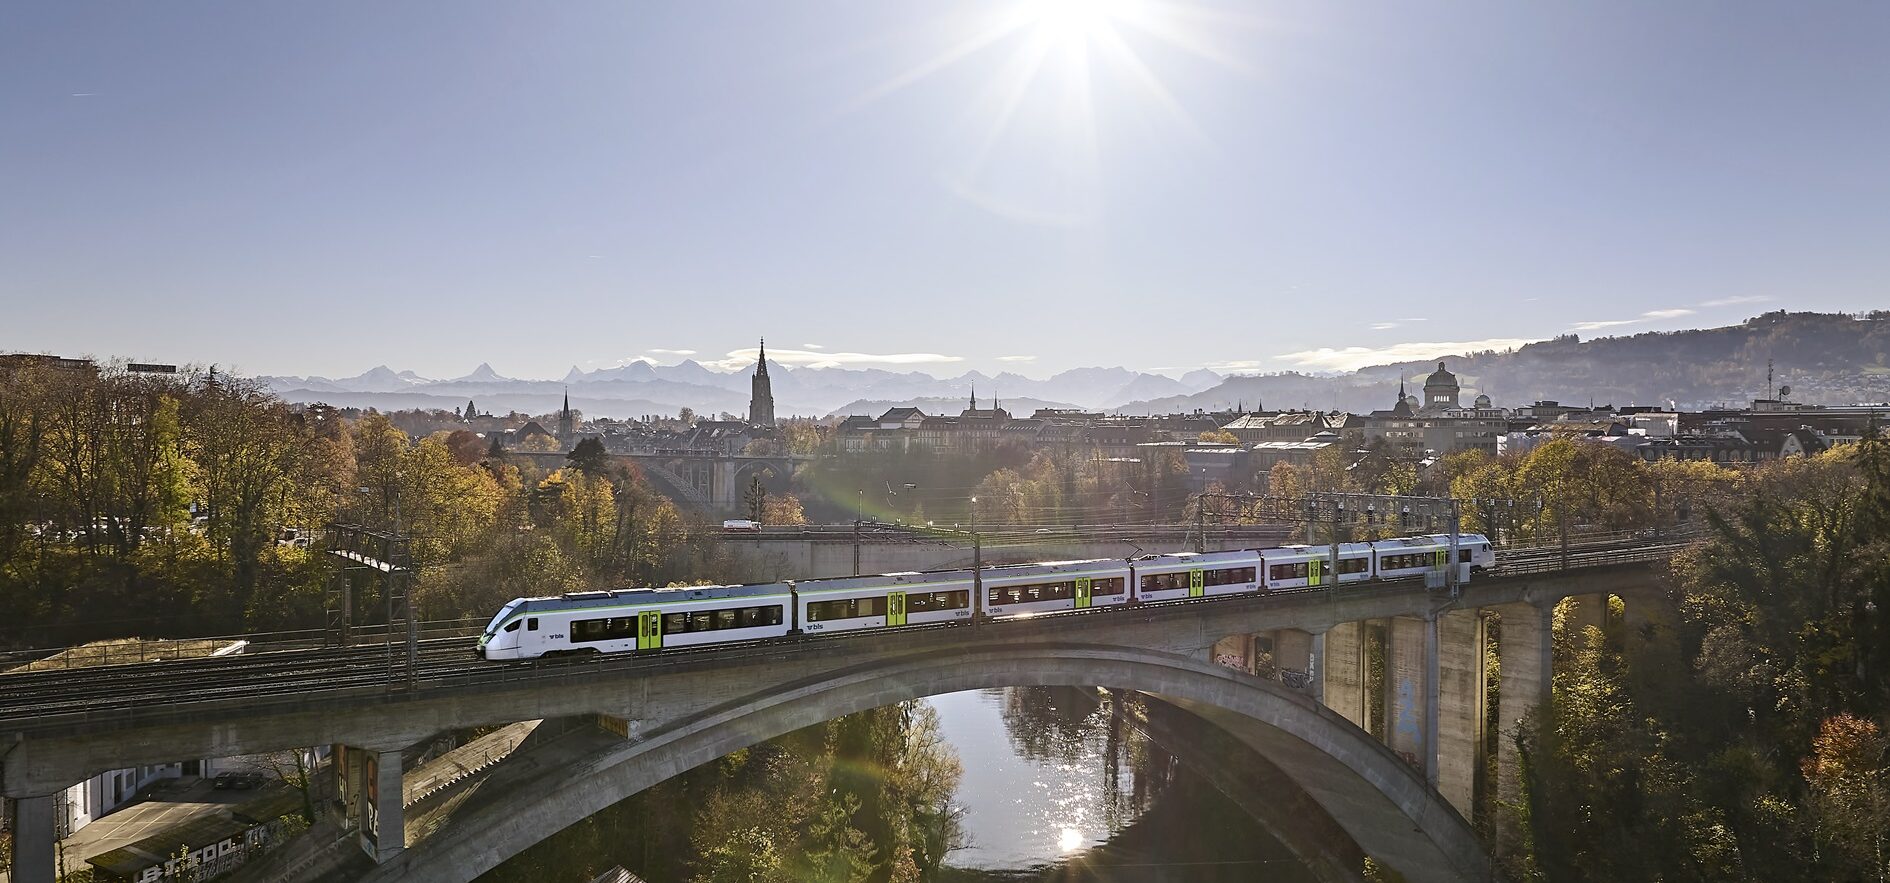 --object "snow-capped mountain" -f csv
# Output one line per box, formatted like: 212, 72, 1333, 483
258, 360, 1227, 420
